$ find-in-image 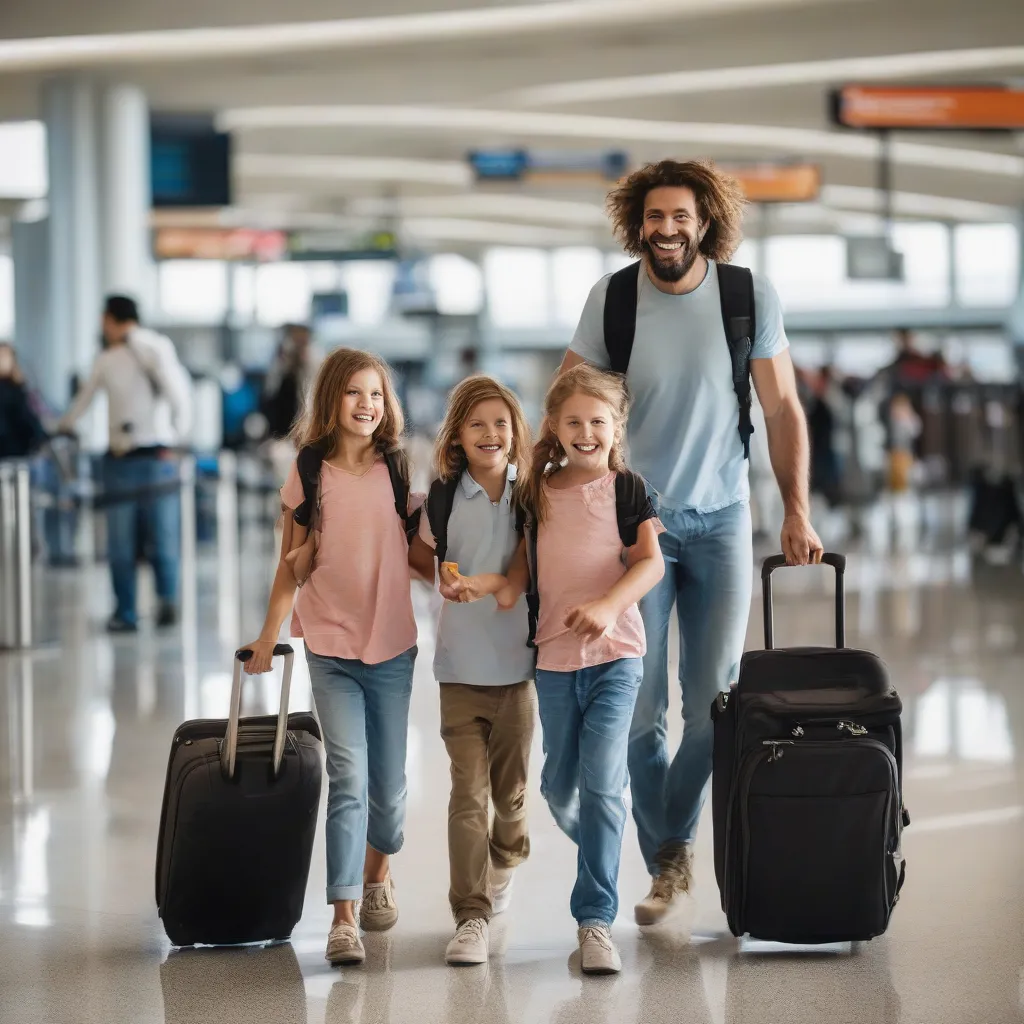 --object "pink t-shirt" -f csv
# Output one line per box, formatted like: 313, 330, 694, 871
280, 459, 423, 665
534, 472, 659, 673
